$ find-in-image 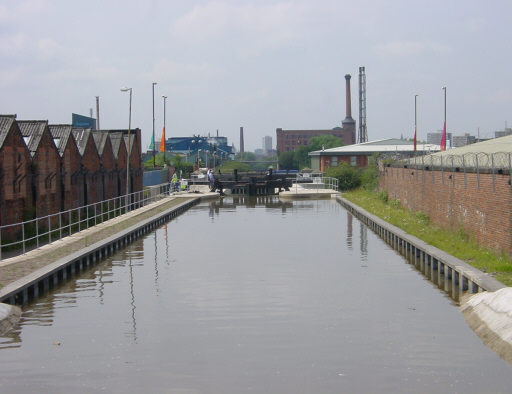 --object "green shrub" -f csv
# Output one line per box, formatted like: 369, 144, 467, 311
325, 162, 362, 191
